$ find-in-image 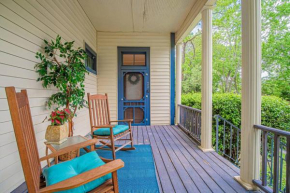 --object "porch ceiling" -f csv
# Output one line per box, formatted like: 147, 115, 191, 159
78, 0, 197, 33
